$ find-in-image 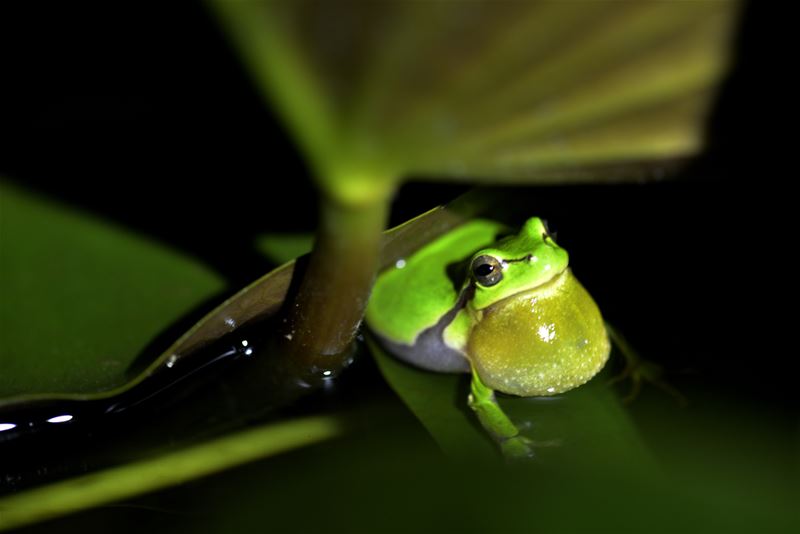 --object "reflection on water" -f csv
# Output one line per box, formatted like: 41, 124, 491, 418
0, 316, 356, 495
45, 415, 74, 424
